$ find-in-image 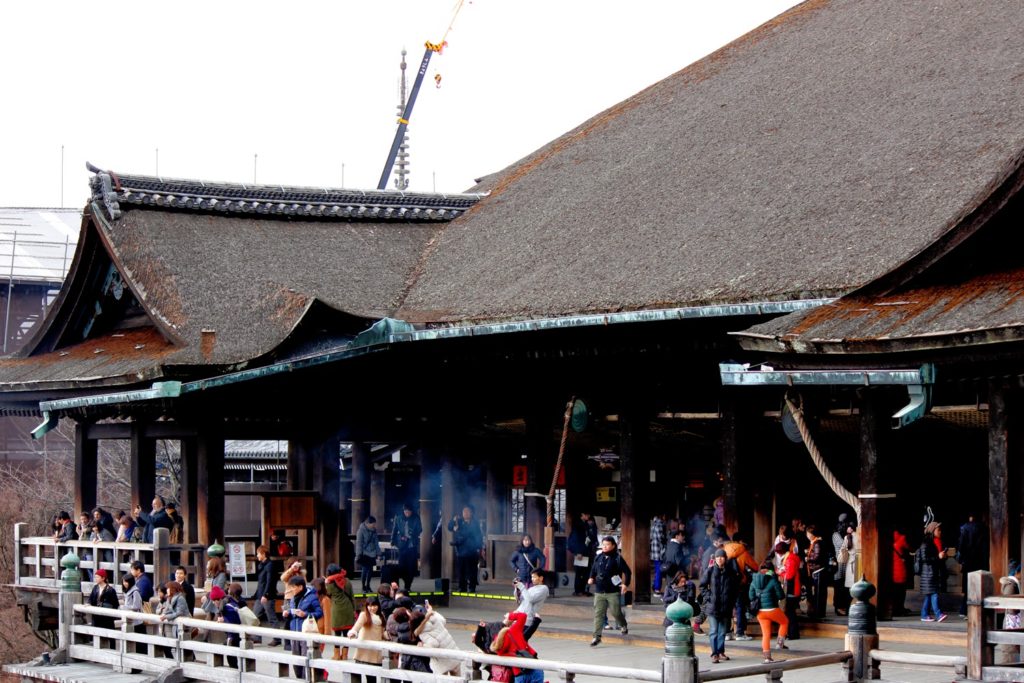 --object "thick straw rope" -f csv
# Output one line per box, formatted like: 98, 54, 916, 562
784, 394, 861, 523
